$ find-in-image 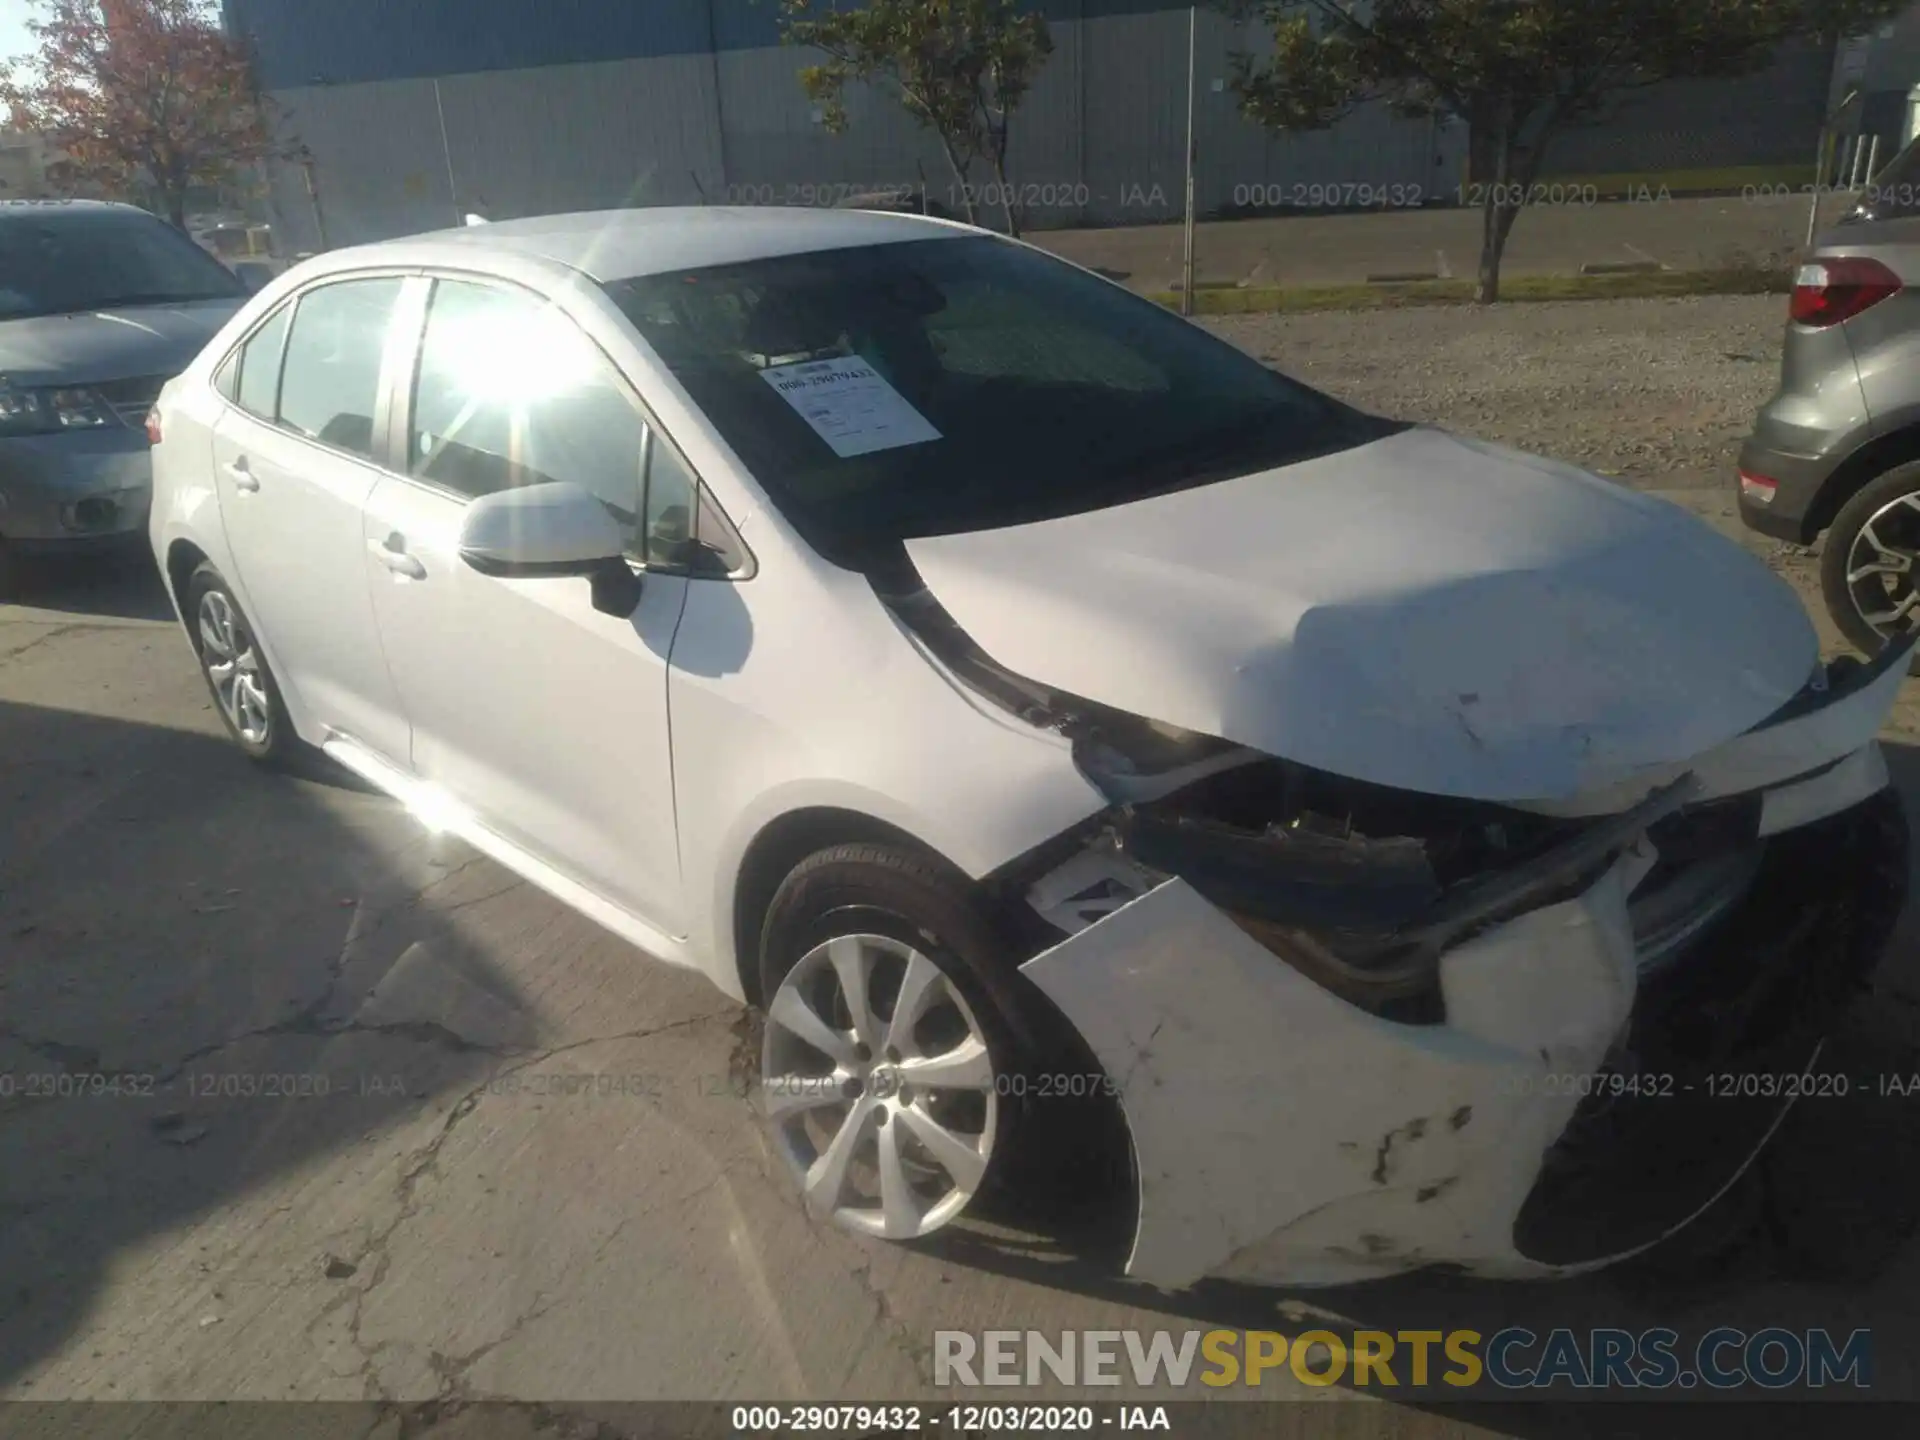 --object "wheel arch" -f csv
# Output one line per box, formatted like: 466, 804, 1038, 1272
1809, 420, 1920, 537
728, 806, 961, 1008
164, 538, 210, 635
